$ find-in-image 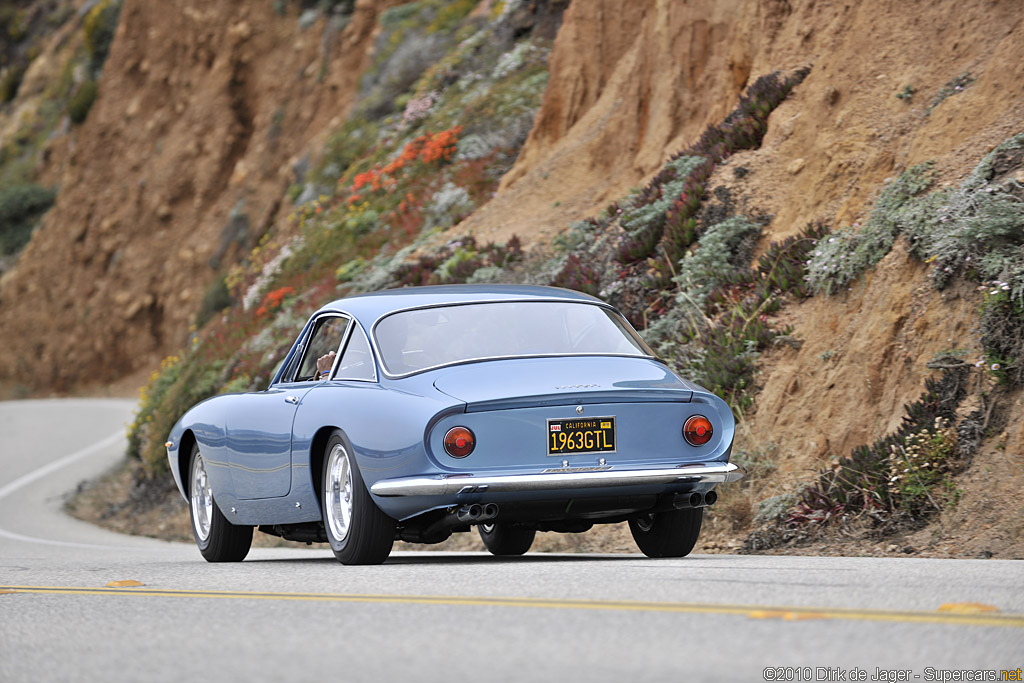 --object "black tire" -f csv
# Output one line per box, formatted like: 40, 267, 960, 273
321, 432, 396, 565
188, 444, 253, 562
478, 523, 536, 556
628, 507, 703, 558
